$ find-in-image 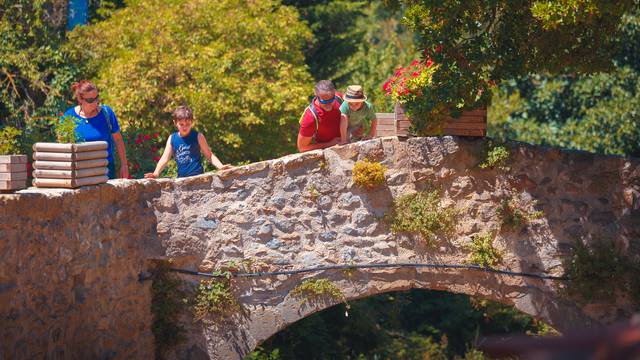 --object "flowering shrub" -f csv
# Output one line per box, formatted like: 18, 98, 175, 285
383, 58, 438, 104
122, 131, 163, 179
383, 52, 490, 135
